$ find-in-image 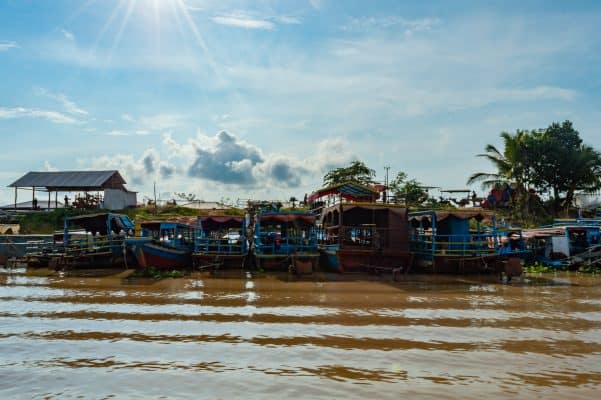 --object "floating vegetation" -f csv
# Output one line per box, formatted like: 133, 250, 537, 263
577, 264, 601, 274
129, 268, 185, 280
523, 263, 561, 274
